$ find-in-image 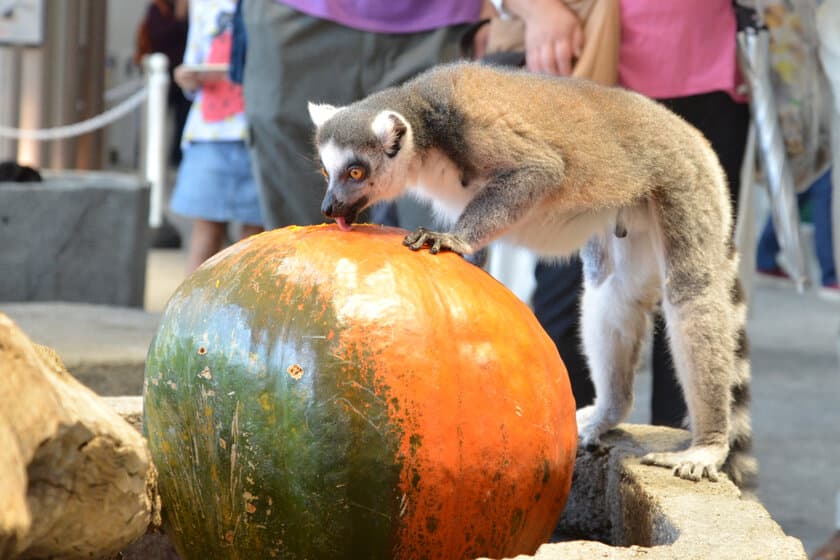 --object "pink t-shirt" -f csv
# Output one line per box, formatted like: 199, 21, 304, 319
619, 0, 741, 99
